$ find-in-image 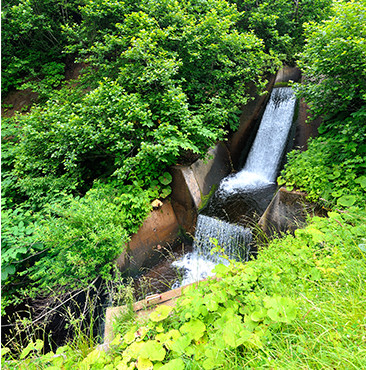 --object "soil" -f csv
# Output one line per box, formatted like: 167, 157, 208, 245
1, 62, 85, 118
1, 88, 39, 117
